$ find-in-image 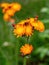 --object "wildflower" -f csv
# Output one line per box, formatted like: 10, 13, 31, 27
20, 44, 33, 55
37, 21, 45, 32
13, 17, 45, 37
25, 25, 33, 36
29, 17, 45, 32
12, 3, 21, 11
1, 3, 9, 8
18, 19, 33, 36
1, 3, 9, 13
32, 22, 39, 30
13, 24, 25, 37
23, 20, 33, 36
29, 18, 38, 26
3, 13, 10, 21
30, 17, 45, 32
19, 20, 33, 36
1, 2, 21, 22
6, 9, 15, 16
28, 18, 34, 23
